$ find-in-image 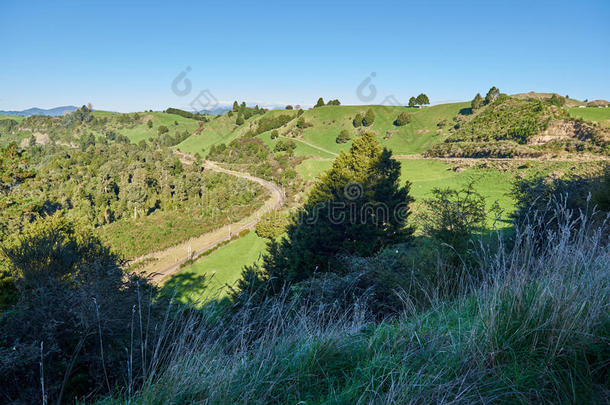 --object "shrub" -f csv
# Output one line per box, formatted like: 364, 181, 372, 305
353, 113, 363, 128
548, 93, 566, 107
270, 129, 279, 139
419, 183, 490, 254
362, 109, 375, 126
335, 129, 351, 143
394, 111, 411, 126
255, 211, 288, 240
0, 215, 160, 403
158, 125, 169, 135
273, 139, 296, 152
